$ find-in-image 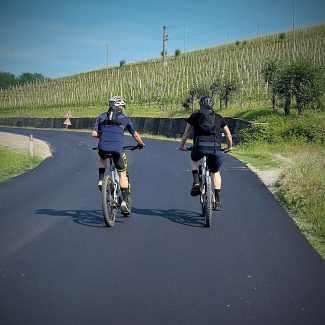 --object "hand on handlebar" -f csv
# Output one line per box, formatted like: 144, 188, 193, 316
223, 146, 232, 153
179, 146, 192, 151
179, 145, 187, 151
134, 143, 145, 150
